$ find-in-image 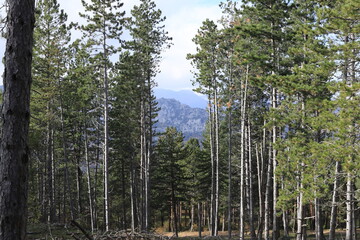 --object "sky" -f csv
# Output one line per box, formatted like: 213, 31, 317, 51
0, 0, 223, 91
